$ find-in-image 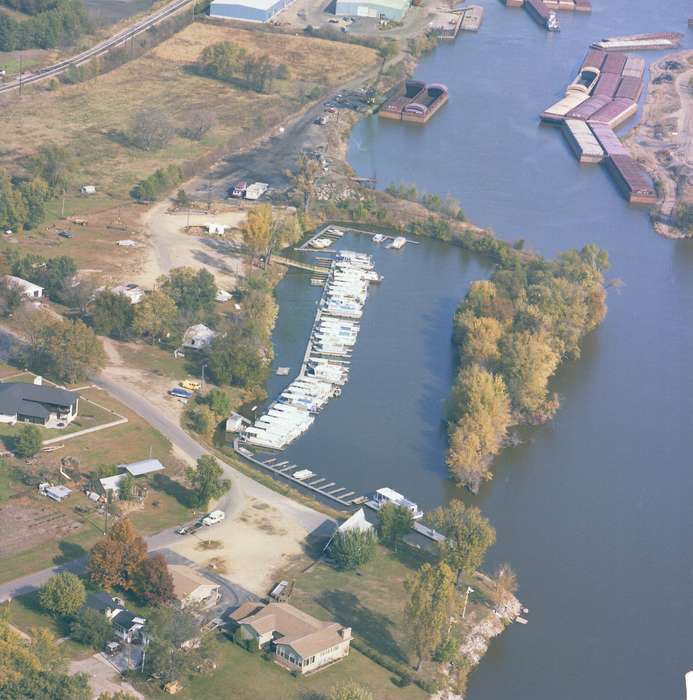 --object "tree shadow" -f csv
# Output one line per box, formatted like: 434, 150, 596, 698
316, 590, 406, 663
53, 541, 88, 566
151, 473, 196, 508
